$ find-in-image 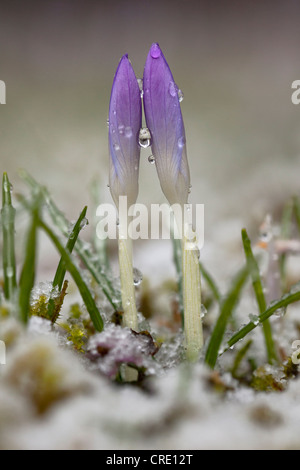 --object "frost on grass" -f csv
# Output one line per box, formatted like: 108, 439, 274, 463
2, 173, 300, 449
87, 324, 160, 379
